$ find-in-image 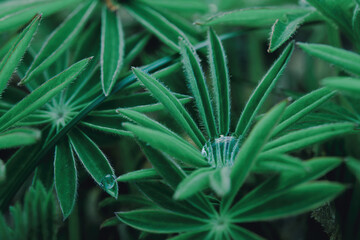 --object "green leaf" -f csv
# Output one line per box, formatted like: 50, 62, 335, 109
117, 168, 160, 182
234, 42, 294, 137
123, 123, 207, 167
272, 87, 335, 137
132, 67, 205, 147
255, 153, 306, 173
233, 181, 345, 222
0, 14, 41, 94
179, 38, 217, 138
137, 0, 209, 14
21, 0, 97, 84
117, 108, 187, 145
174, 168, 213, 200
321, 77, 360, 95
125, 2, 187, 51
136, 181, 204, 217
0, 128, 41, 149
229, 225, 265, 240
209, 167, 231, 197
306, 0, 353, 39
230, 157, 342, 216
224, 101, 287, 211
0, 57, 92, 132
54, 139, 77, 219
264, 123, 355, 154
353, 4, 360, 43
116, 209, 208, 233
346, 157, 360, 182
101, 6, 124, 96
269, 11, 312, 52
168, 231, 209, 240
208, 28, 230, 135
0, 160, 5, 183
69, 128, 118, 198
298, 43, 360, 76
199, 7, 311, 27
138, 143, 216, 216
0, 0, 77, 33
